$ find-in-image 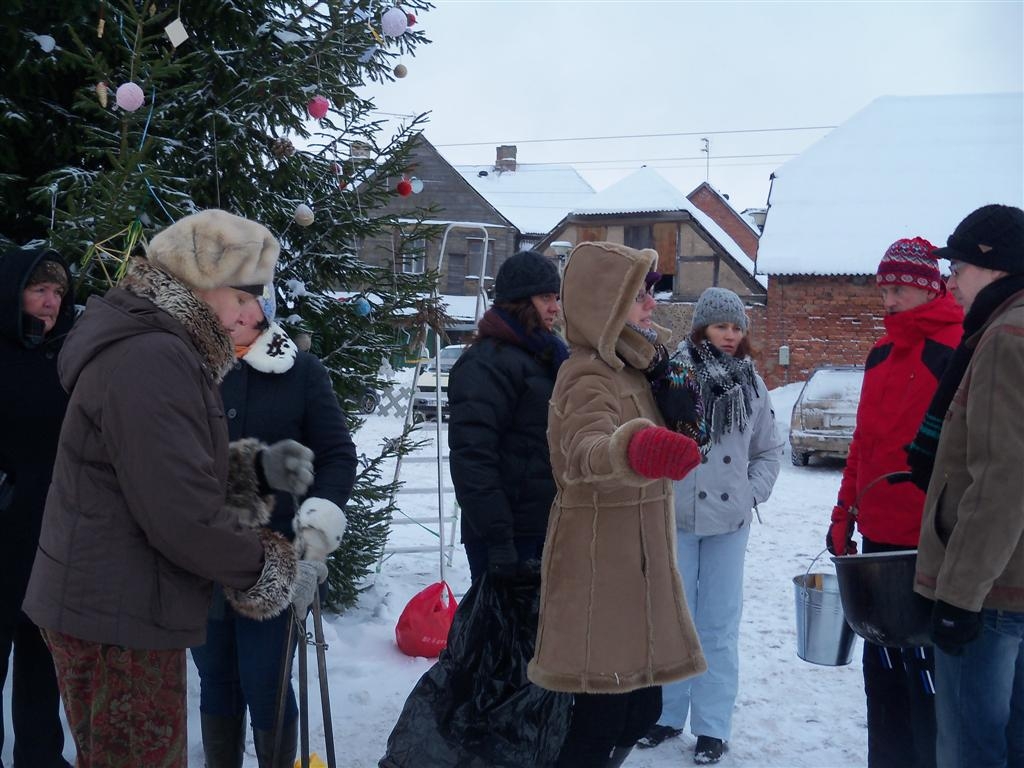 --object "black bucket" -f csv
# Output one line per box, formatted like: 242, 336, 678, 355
832, 550, 932, 648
